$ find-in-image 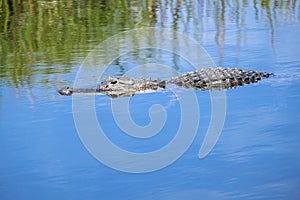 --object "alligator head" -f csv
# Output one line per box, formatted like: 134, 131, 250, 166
99, 77, 140, 92
97, 76, 166, 97
57, 77, 166, 97
57, 87, 73, 96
